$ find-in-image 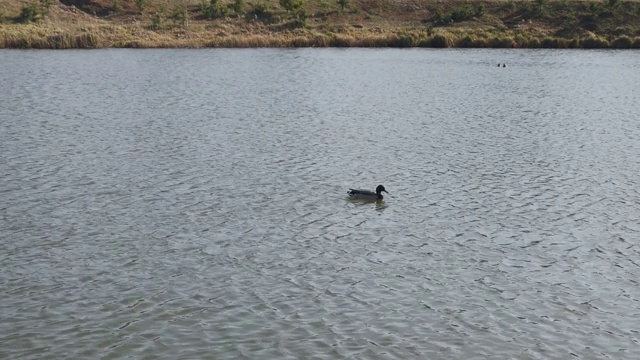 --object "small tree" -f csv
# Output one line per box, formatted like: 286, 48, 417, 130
204, 0, 227, 19
249, 2, 269, 19
19, 3, 42, 22
532, 0, 548, 18
136, 0, 147, 13
111, 0, 121, 12
279, 0, 303, 14
171, 6, 188, 27
337, 0, 349, 11
151, 12, 162, 29
234, 0, 244, 15
293, 8, 307, 27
